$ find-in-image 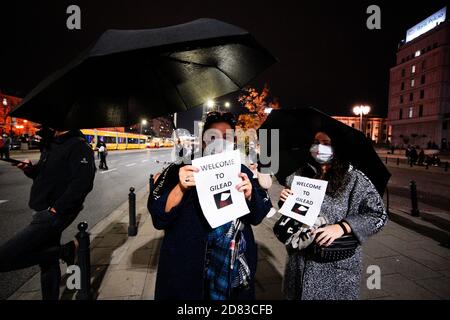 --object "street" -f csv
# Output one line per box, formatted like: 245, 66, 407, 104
0, 148, 172, 299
